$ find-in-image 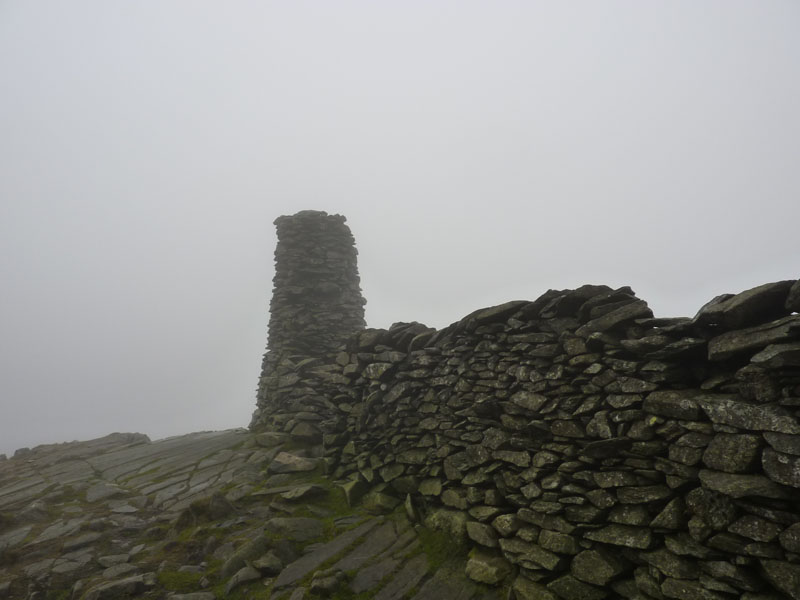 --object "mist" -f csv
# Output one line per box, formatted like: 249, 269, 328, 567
1, 1, 798, 456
